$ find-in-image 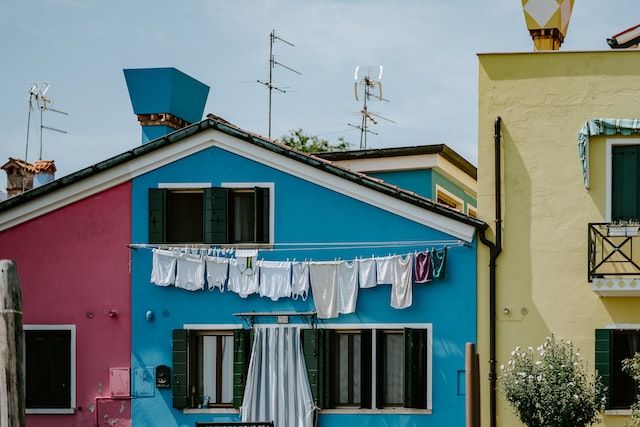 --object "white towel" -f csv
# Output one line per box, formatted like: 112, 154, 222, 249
376, 255, 395, 285
205, 256, 229, 292
259, 260, 292, 301
358, 258, 377, 288
391, 254, 413, 309
337, 261, 358, 314
151, 249, 177, 287
291, 262, 310, 300
228, 258, 259, 298
309, 262, 339, 319
175, 254, 206, 291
